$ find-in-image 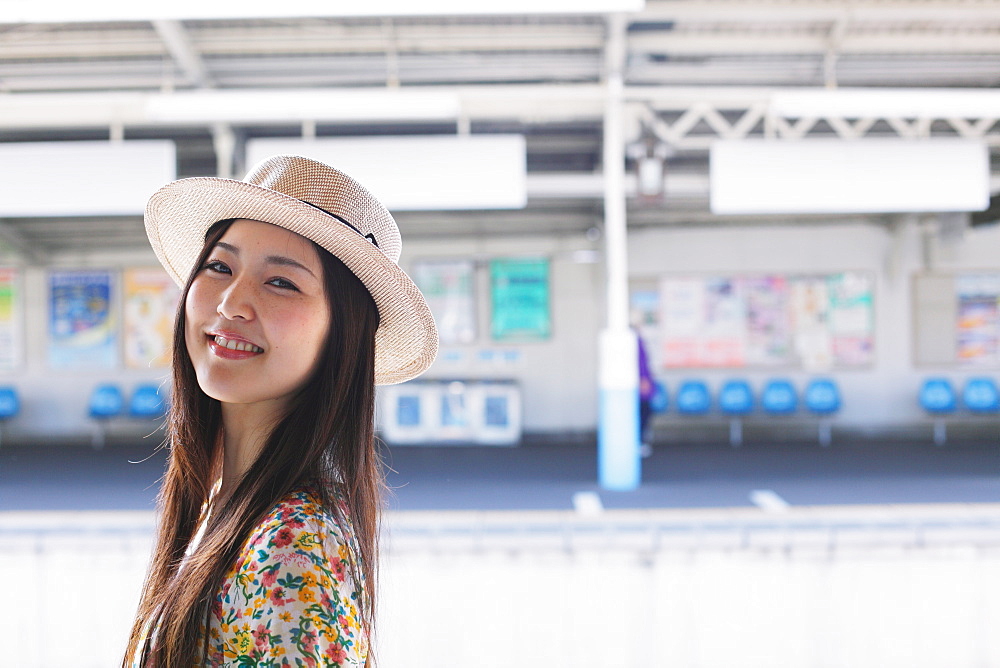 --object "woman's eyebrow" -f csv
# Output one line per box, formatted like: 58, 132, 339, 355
266, 254, 317, 278
213, 241, 317, 278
